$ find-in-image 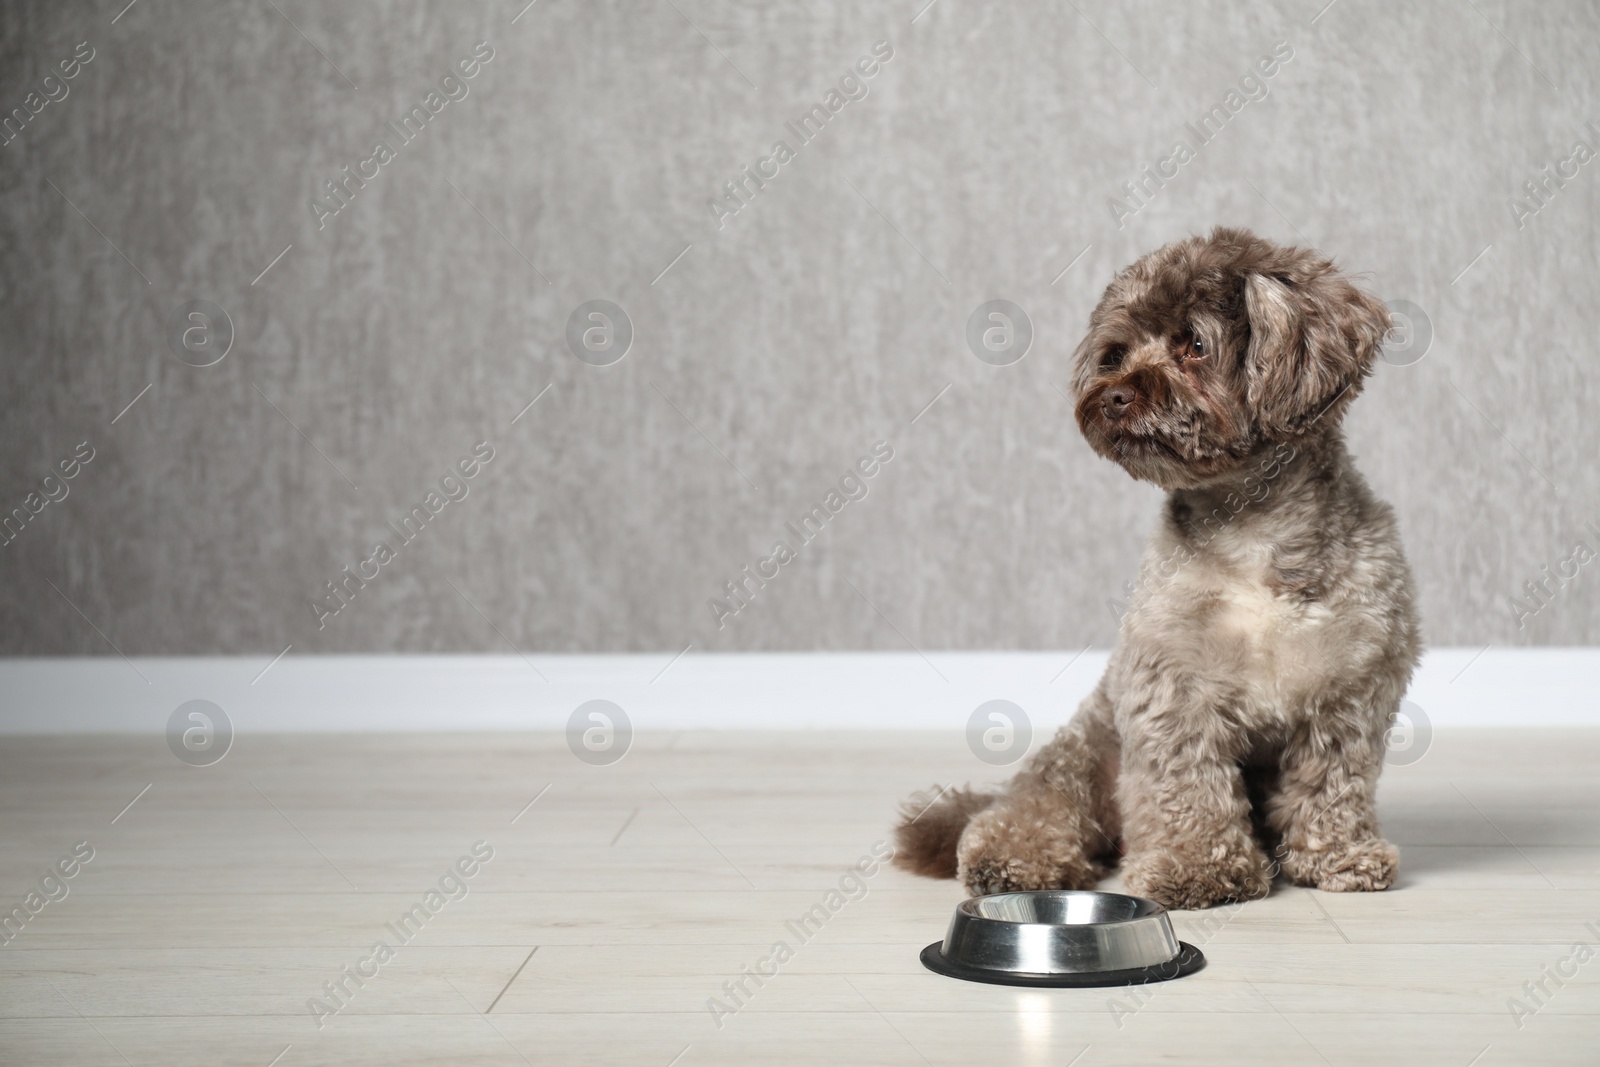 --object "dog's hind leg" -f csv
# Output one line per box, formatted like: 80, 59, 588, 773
953, 684, 1122, 895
